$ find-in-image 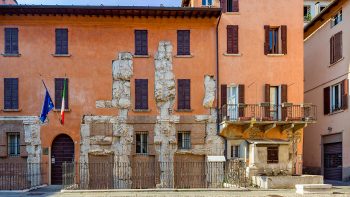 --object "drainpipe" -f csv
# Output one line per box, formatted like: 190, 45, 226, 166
216, 12, 224, 156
